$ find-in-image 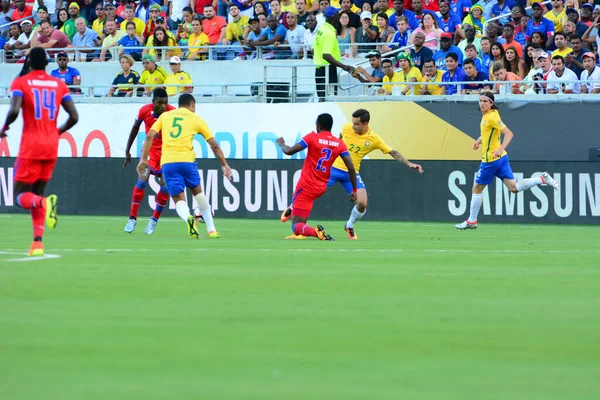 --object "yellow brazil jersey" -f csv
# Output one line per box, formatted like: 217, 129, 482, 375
120, 18, 146, 36
187, 32, 210, 60
164, 71, 193, 96
280, 1, 298, 14
552, 46, 573, 59
226, 15, 250, 42
151, 108, 214, 165
139, 66, 168, 85
419, 69, 445, 95
480, 109, 507, 163
332, 123, 393, 172
396, 66, 423, 95
382, 71, 402, 94
545, 8, 566, 32
92, 18, 105, 37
